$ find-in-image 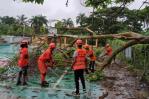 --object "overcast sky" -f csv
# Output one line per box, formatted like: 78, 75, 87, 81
0, 0, 147, 21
